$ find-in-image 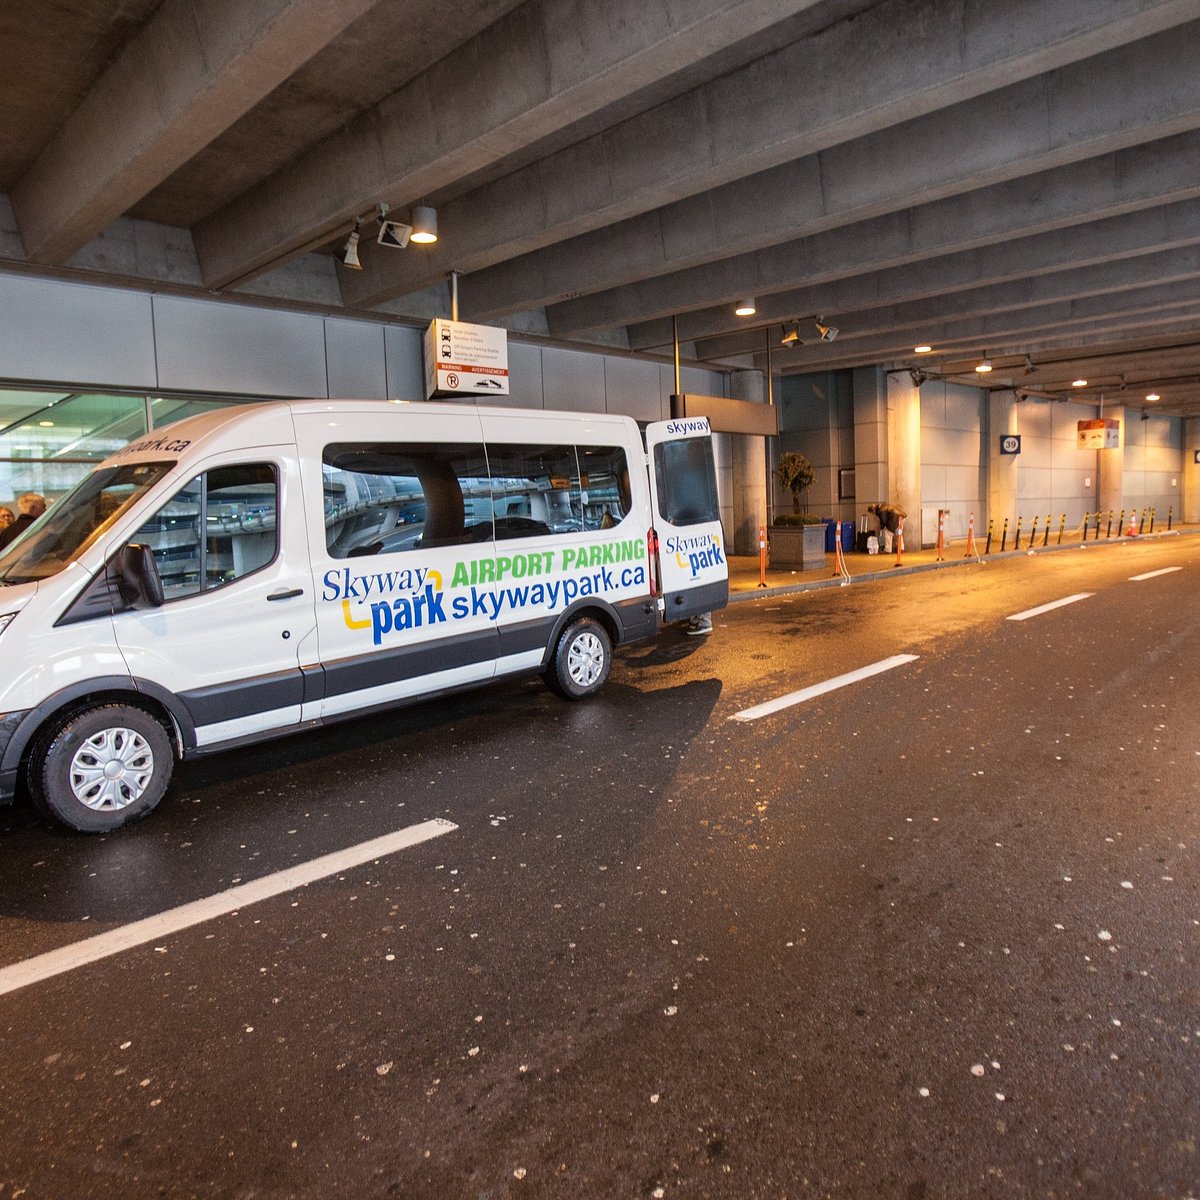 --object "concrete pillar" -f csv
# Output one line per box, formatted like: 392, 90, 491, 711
729, 369, 769, 556
987, 390, 1019, 537
852, 366, 888, 508
1098, 404, 1125, 520
886, 371, 922, 545
1183, 417, 1200, 523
